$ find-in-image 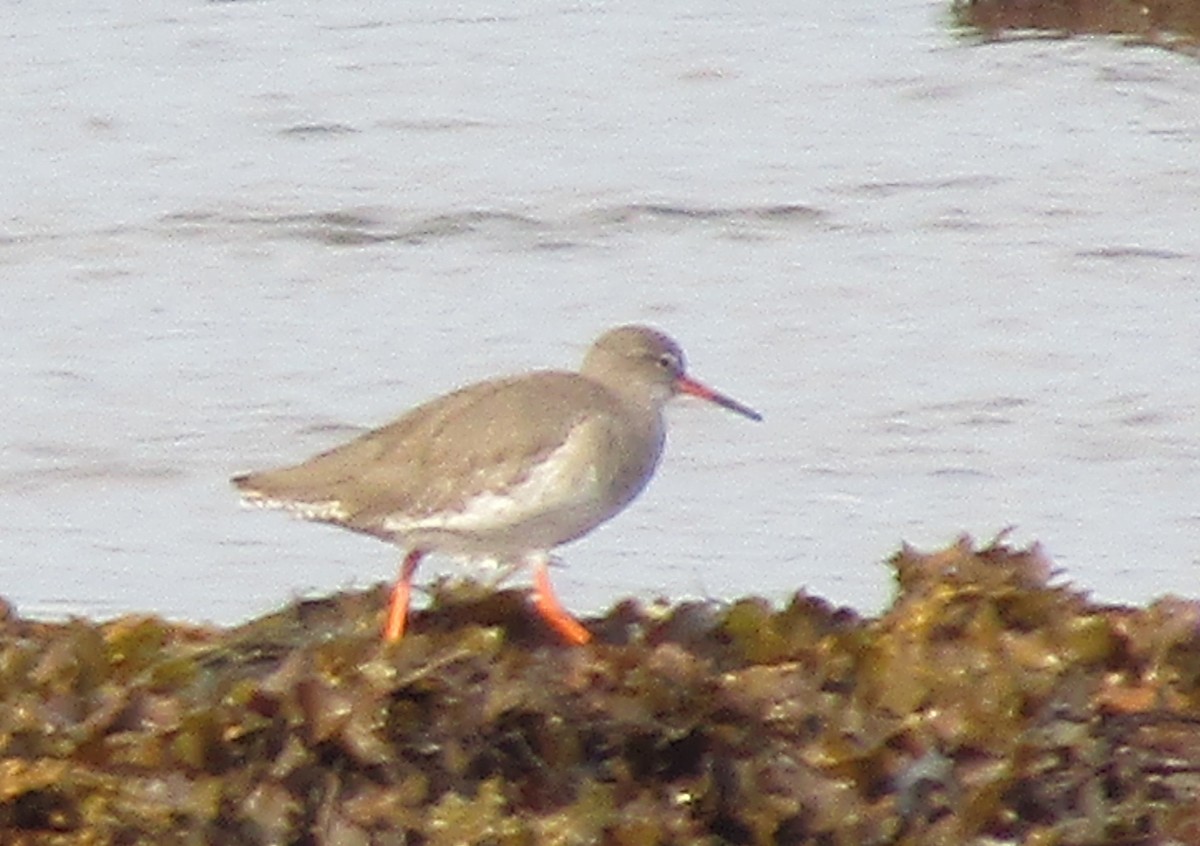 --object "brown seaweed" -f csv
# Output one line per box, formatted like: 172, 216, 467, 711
2, 539, 1200, 844
952, 0, 1200, 57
